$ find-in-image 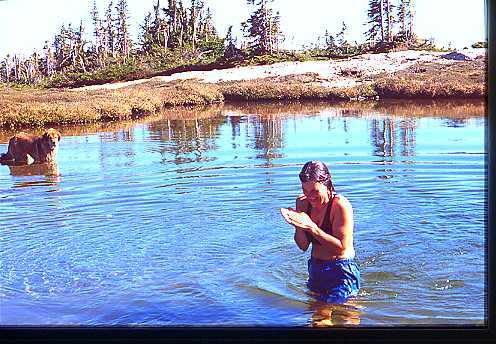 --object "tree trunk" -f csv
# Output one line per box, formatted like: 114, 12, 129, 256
163, 25, 168, 53
408, 0, 414, 40
380, 0, 385, 43
5, 56, 10, 81
384, 0, 392, 42
191, 1, 197, 52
